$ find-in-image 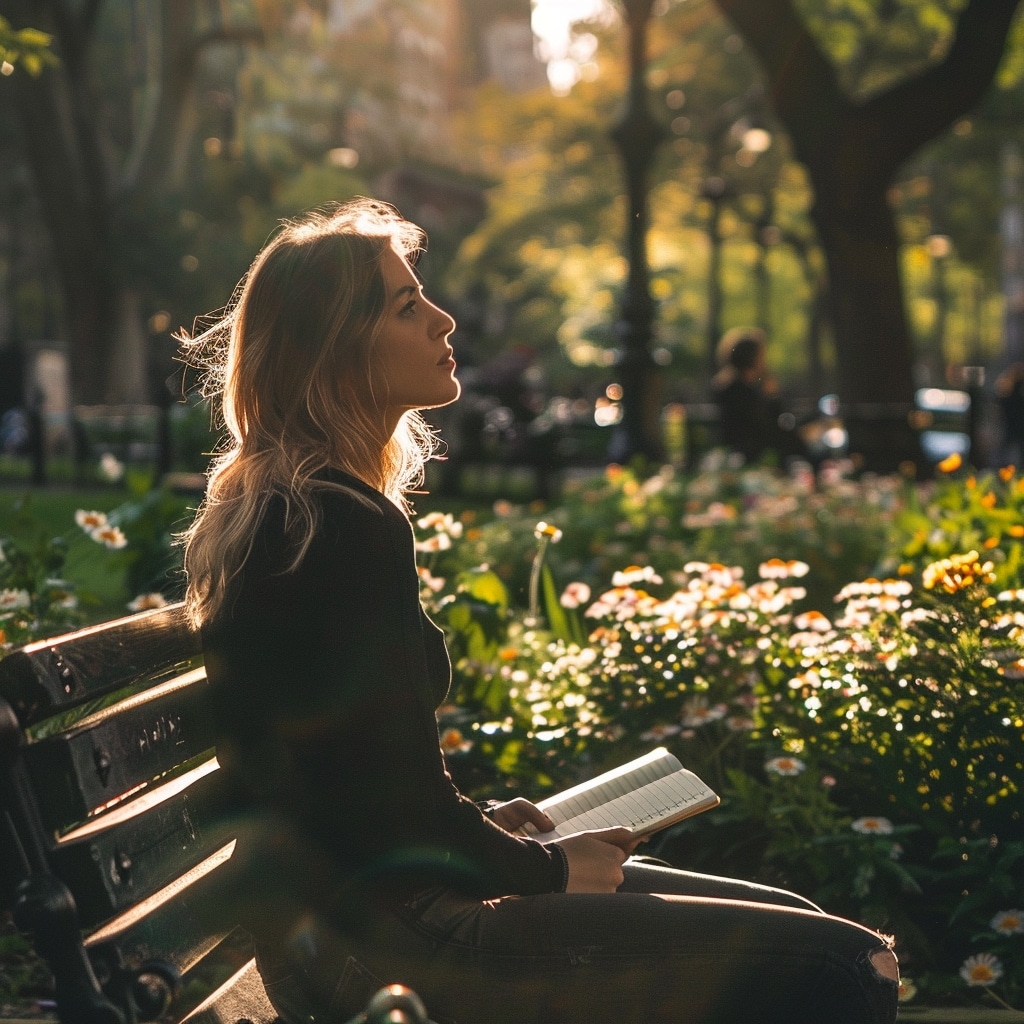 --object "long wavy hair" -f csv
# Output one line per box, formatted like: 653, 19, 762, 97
179, 198, 439, 630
